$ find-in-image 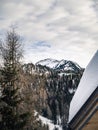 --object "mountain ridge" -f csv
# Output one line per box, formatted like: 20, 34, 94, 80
36, 58, 83, 73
